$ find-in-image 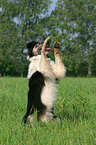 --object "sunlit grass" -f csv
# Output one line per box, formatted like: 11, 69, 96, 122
0, 77, 96, 145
